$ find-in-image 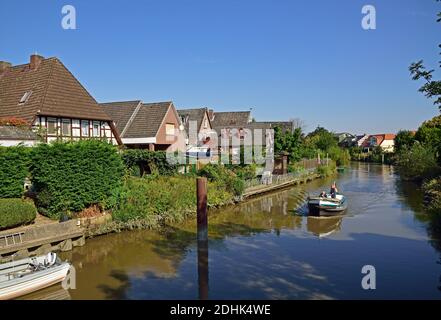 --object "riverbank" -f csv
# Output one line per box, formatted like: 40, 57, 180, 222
87, 170, 324, 238
0, 169, 325, 262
